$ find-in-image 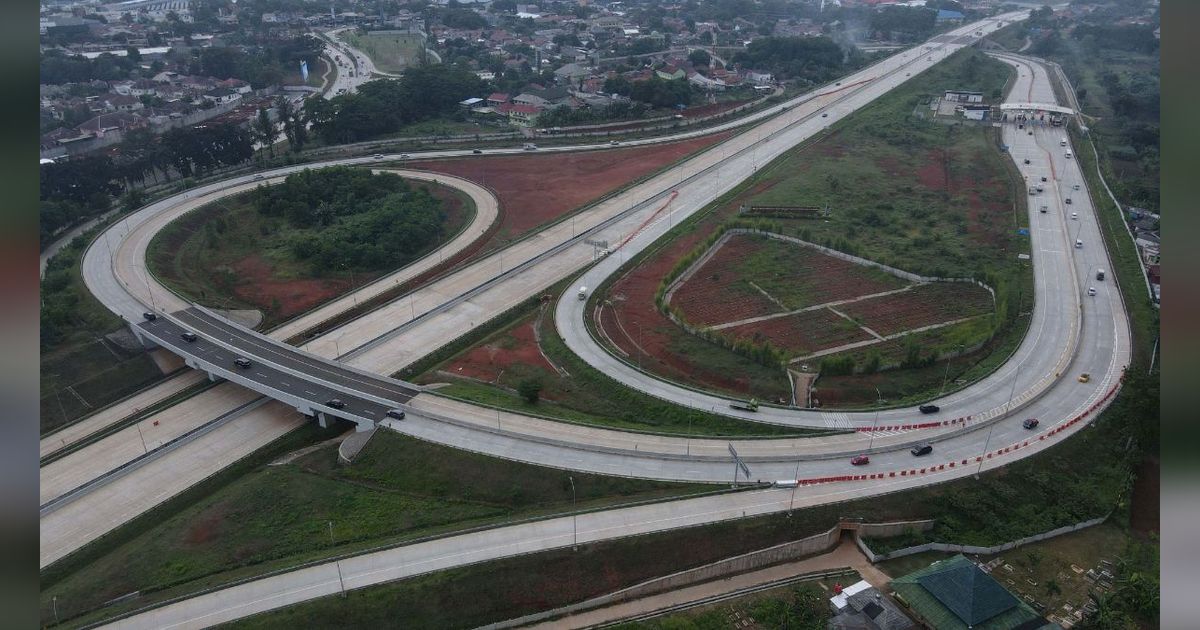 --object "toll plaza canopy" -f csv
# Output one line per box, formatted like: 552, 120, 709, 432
1000, 102, 1076, 115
